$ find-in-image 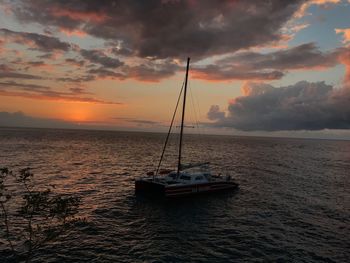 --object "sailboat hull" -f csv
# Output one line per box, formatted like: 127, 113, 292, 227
135, 179, 166, 196
135, 179, 238, 198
